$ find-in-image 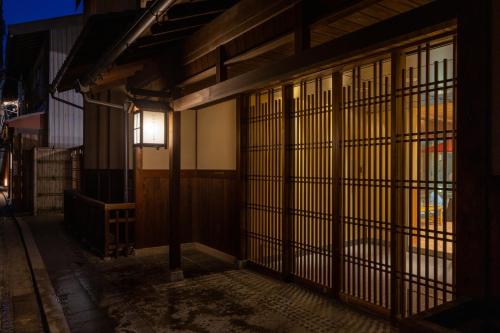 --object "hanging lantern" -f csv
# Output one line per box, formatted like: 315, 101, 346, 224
132, 99, 168, 147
